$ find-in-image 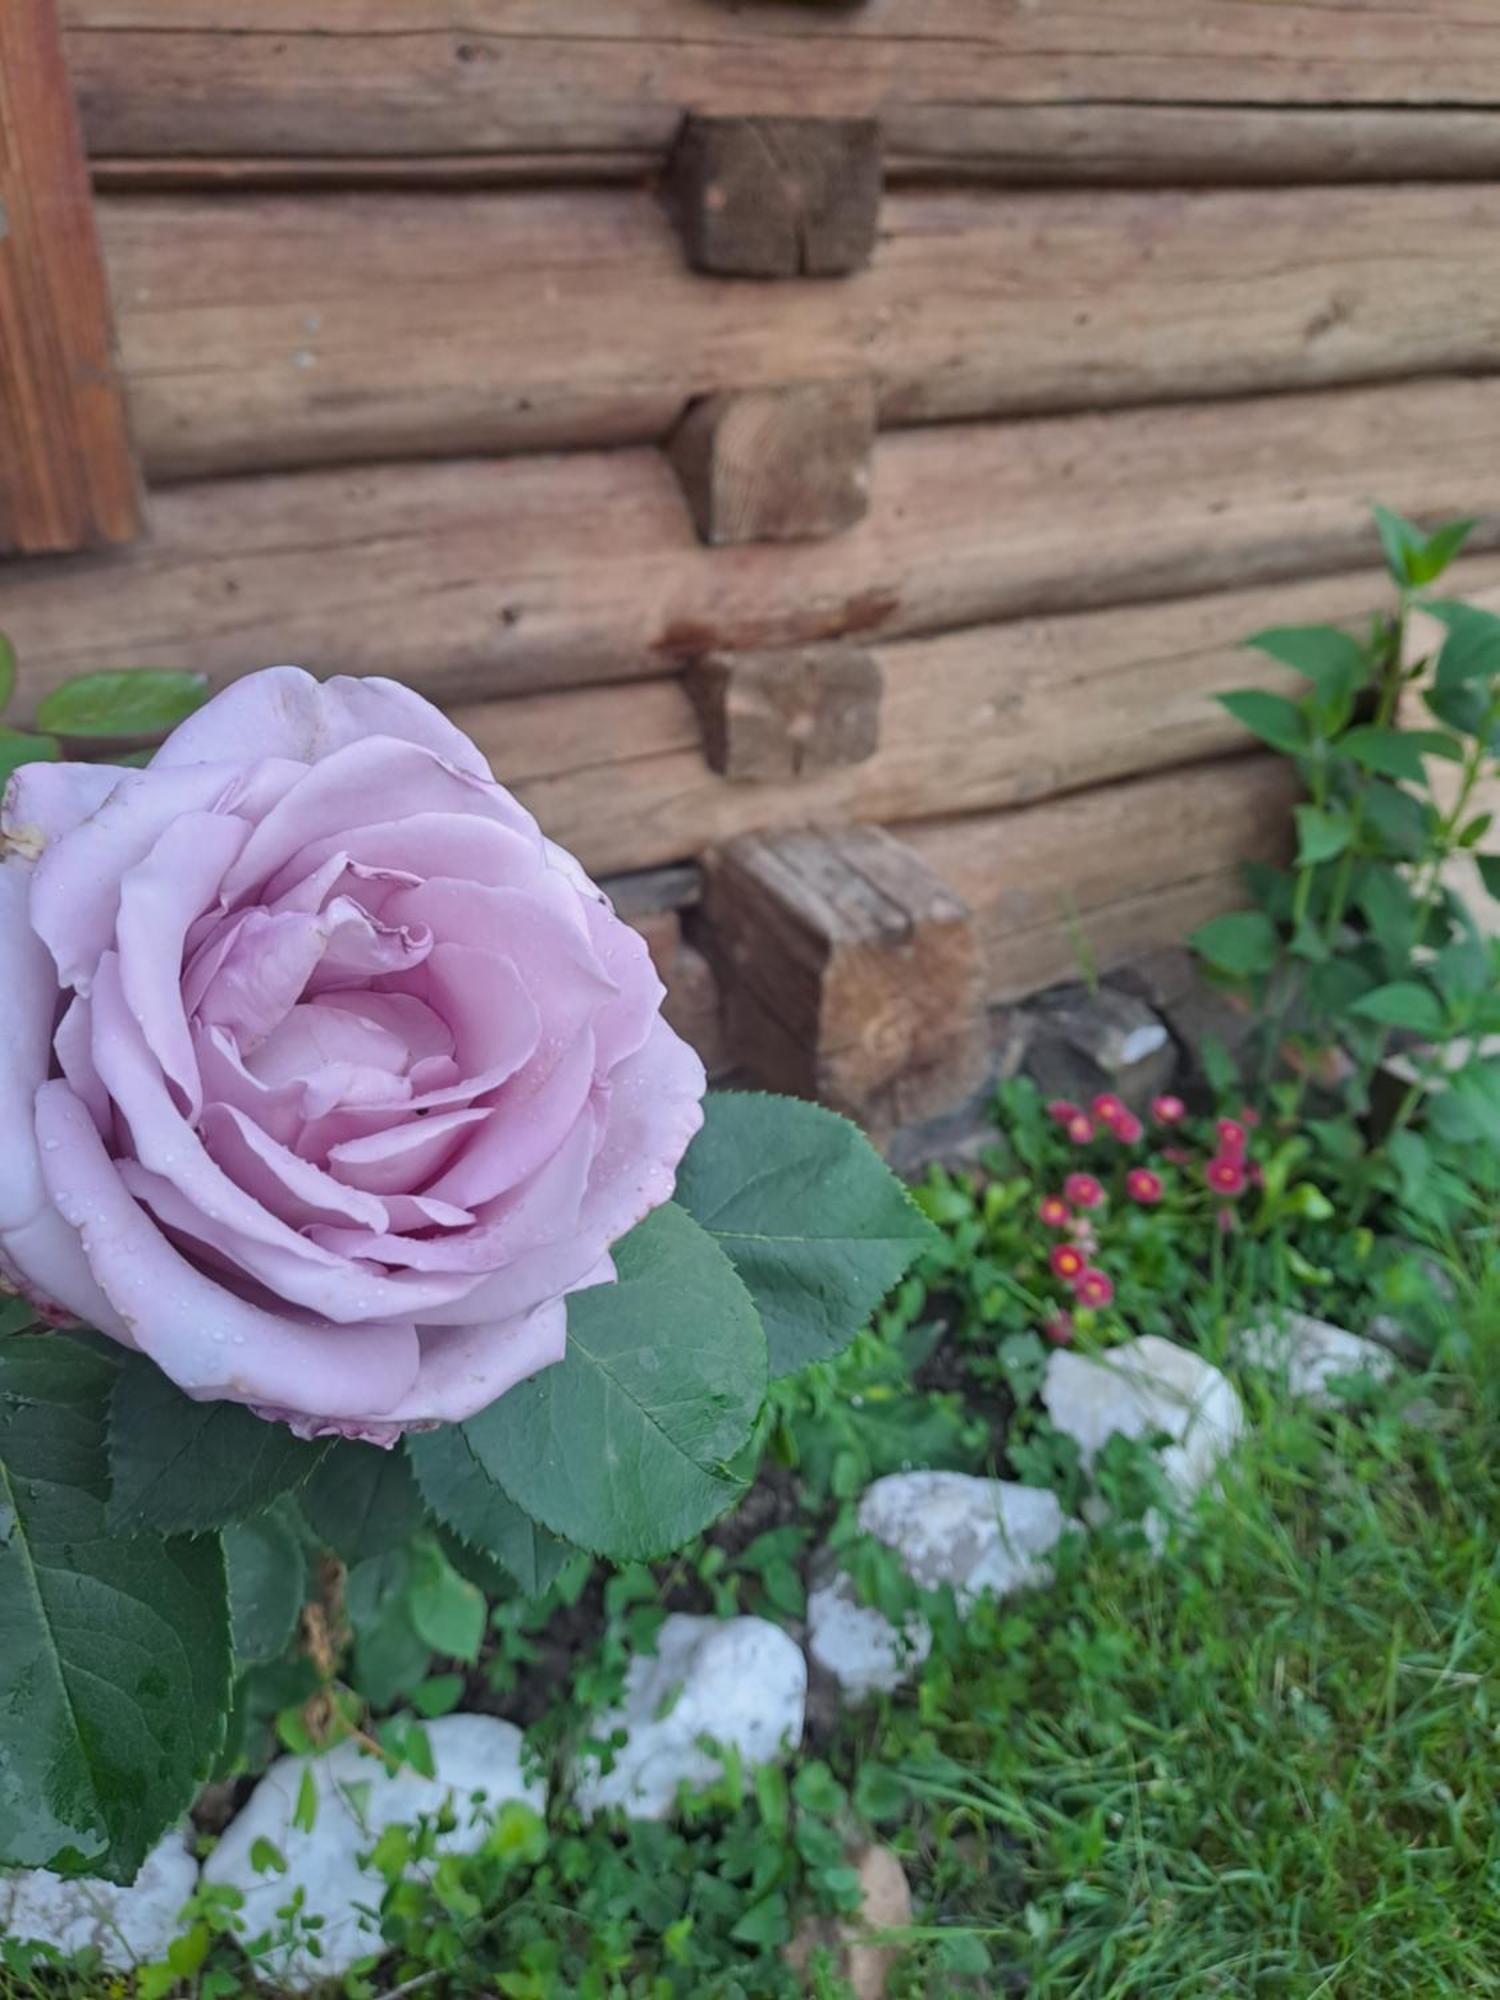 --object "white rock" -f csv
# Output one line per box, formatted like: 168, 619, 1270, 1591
1239, 1310, 1397, 1405
1044, 1334, 1244, 1507
806, 1574, 932, 1699
808, 1473, 1074, 1699
0, 1829, 197, 1972
574, 1615, 806, 1821
203, 1714, 544, 1989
